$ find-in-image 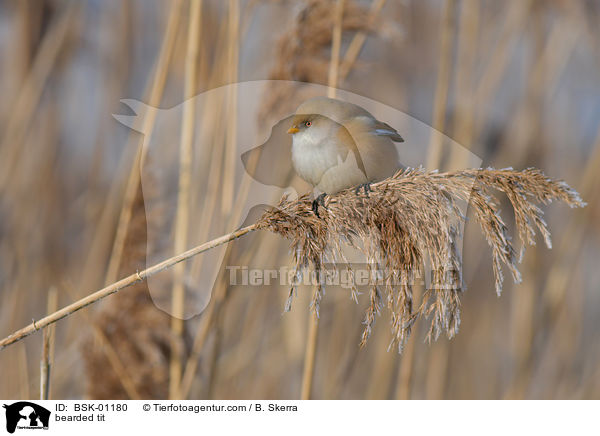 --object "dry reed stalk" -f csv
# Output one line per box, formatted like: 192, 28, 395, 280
178, 158, 227, 397
450, 0, 479, 149
0, 3, 77, 192
426, 0, 484, 399
5, 1, 34, 118
469, 0, 532, 138
327, 0, 345, 98
541, 130, 600, 316
425, 338, 450, 399
395, 347, 415, 399
417, 0, 458, 399
169, 0, 203, 401
301, 314, 320, 399
78, 17, 139, 295
445, 5, 582, 399
205, 234, 271, 399
193, 1, 242, 398
179, 282, 221, 398
533, 263, 585, 399
196, 232, 285, 397
19, 344, 29, 399
0, 223, 257, 351
446, 0, 533, 169
186, 1, 245, 283
179, 123, 266, 399
394, 283, 422, 399
502, 14, 549, 398
180, 220, 258, 399
501, 16, 580, 398
317, 294, 366, 396
364, 314, 397, 399
40, 321, 50, 400
338, 0, 387, 81
47, 288, 57, 399
40, 288, 57, 400
104, 0, 182, 286
80, 2, 182, 396
299, 0, 347, 400
206, 311, 226, 399
503, 15, 579, 163
187, 99, 227, 280
178, 4, 262, 397
425, 0, 456, 170
221, 0, 240, 217
437, 3, 562, 396
175, 7, 246, 398
519, 121, 600, 398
